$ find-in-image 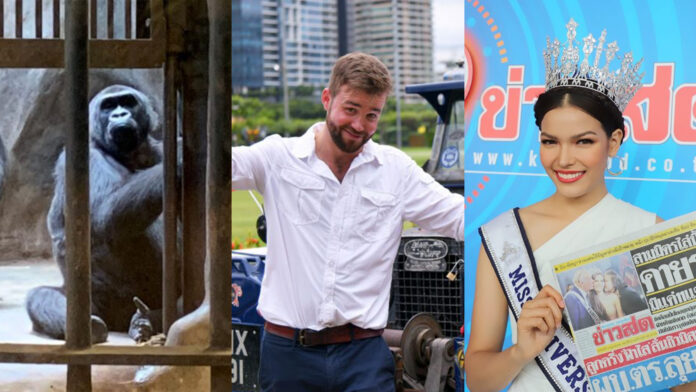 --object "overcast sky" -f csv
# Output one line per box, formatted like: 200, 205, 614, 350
432, 0, 465, 73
